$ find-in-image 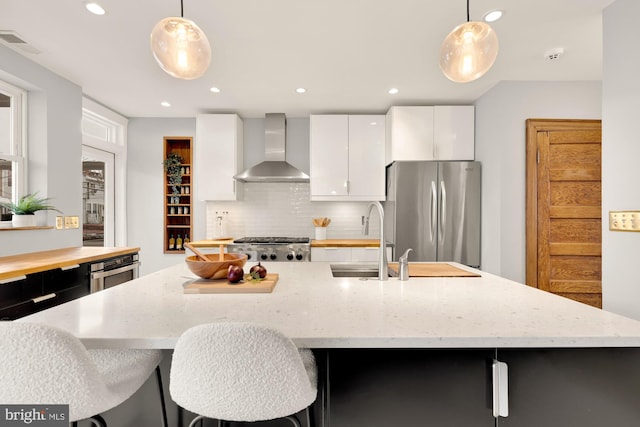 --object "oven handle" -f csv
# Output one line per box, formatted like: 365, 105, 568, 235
90, 262, 140, 280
